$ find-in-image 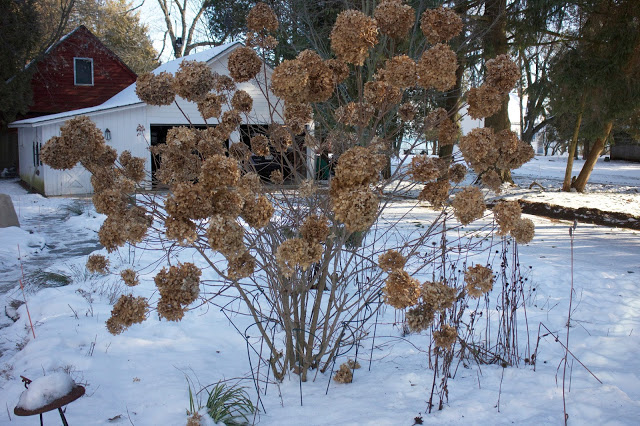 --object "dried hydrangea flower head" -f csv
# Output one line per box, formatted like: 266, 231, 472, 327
374, 0, 415, 40
106, 294, 148, 335
246, 2, 278, 32
86, 254, 109, 274
135, 71, 176, 106
118, 151, 145, 183
333, 145, 385, 187
300, 214, 330, 242
464, 264, 494, 298
364, 81, 402, 110
332, 187, 380, 232
458, 127, 496, 174
452, 186, 486, 225
173, 60, 214, 103
398, 102, 416, 121
276, 238, 323, 278
325, 58, 350, 84
199, 154, 239, 190
197, 93, 224, 119
270, 169, 284, 184
297, 50, 335, 103
165, 216, 197, 245
227, 46, 262, 82
434, 324, 457, 349
481, 169, 502, 193
120, 269, 139, 287
231, 90, 253, 113
409, 155, 446, 182
417, 43, 458, 91
207, 214, 246, 260
269, 124, 293, 152
378, 250, 407, 272
420, 7, 463, 44
333, 363, 353, 383
284, 102, 313, 134
467, 85, 503, 119
418, 180, 450, 208
250, 134, 270, 156
98, 207, 151, 252
335, 102, 375, 127
493, 200, 522, 236
406, 304, 435, 332
420, 280, 456, 312
511, 217, 535, 244
212, 73, 236, 92
41, 116, 106, 170
155, 262, 201, 321
383, 270, 421, 309
383, 55, 417, 88
271, 59, 309, 104
448, 163, 467, 184
485, 54, 521, 94
227, 251, 256, 280
241, 195, 274, 229
330, 9, 378, 66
